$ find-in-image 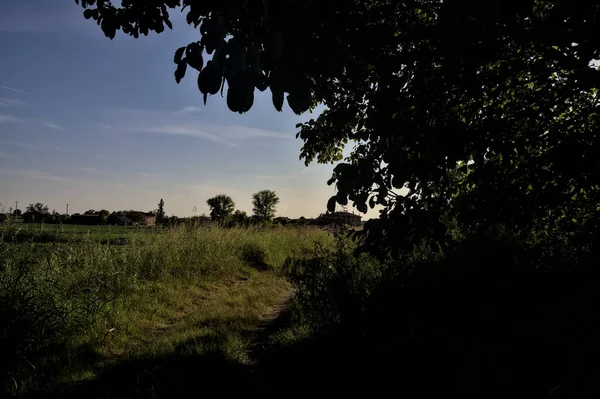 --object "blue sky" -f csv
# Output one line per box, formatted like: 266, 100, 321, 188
0, 0, 375, 218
